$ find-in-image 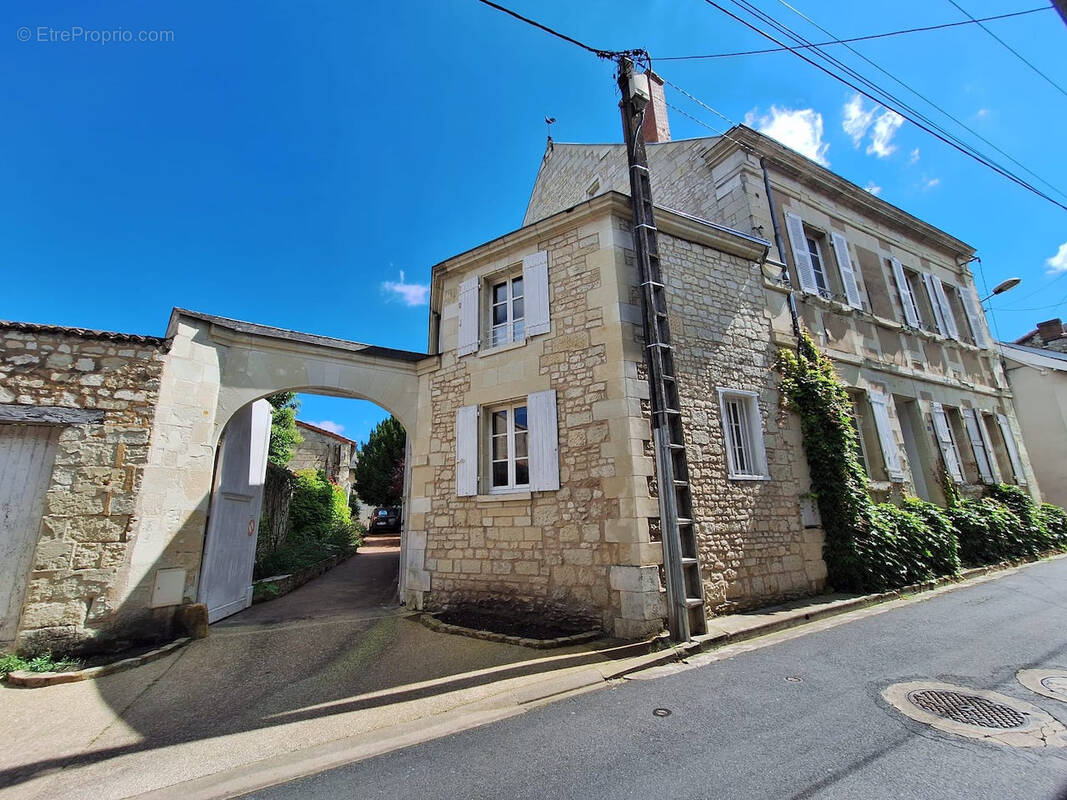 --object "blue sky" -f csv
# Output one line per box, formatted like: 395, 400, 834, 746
3, 1, 1065, 444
